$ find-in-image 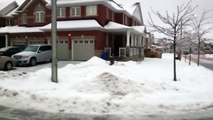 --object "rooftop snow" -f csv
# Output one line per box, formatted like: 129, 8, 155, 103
0, 0, 16, 13
104, 22, 145, 33
40, 20, 103, 31
104, 21, 131, 31
0, 26, 43, 33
